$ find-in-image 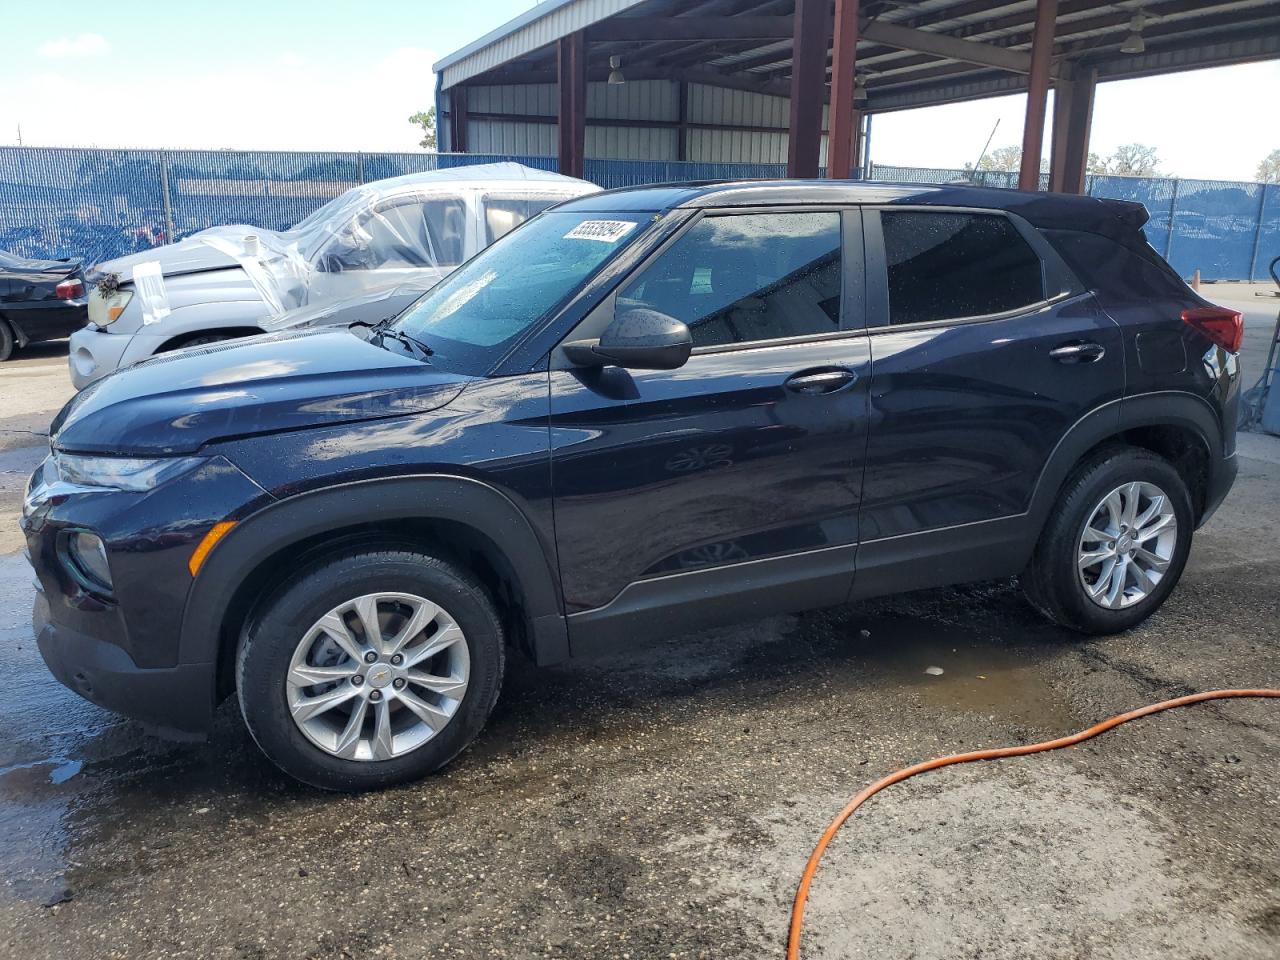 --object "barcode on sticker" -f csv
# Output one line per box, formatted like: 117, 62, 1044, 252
564, 220, 636, 243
